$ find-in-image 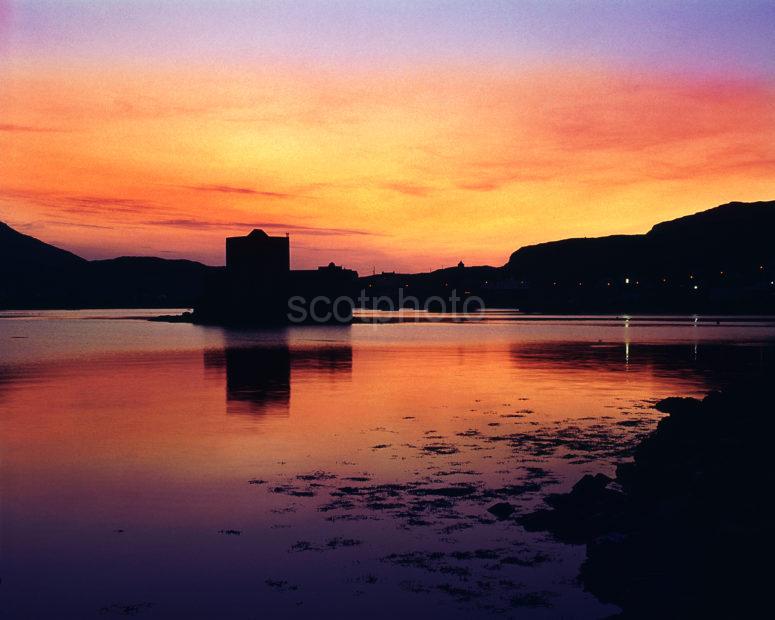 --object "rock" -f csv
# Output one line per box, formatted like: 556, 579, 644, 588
653, 396, 702, 416
487, 502, 515, 520
412, 485, 477, 497
570, 473, 612, 496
